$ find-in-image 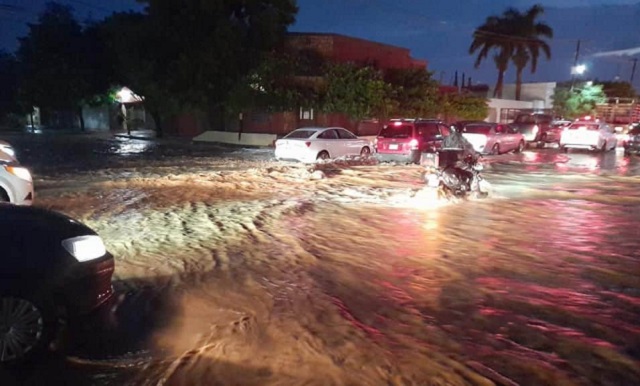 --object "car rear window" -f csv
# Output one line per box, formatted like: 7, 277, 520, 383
416, 124, 440, 137
285, 130, 316, 139
462, 125, 492, 134
379, 125, 412, 138
568, 123, 600, 130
